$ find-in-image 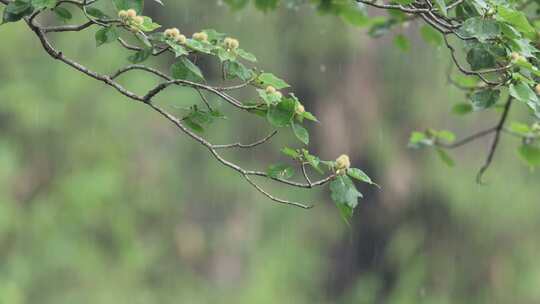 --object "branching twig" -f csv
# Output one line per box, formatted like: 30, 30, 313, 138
213, 131, 278, 149
476, 96, 513, 183
0, 0, 337, 209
